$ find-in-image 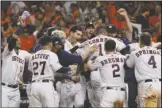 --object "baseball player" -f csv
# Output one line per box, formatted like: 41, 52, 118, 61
51, 36, 97, 107
64, 26, 82, 52
2, 33, 31, 107
28, 36, 74, 107
87, 39, 127, 107
79, 26, 126, 107
124, 33, 161, 107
